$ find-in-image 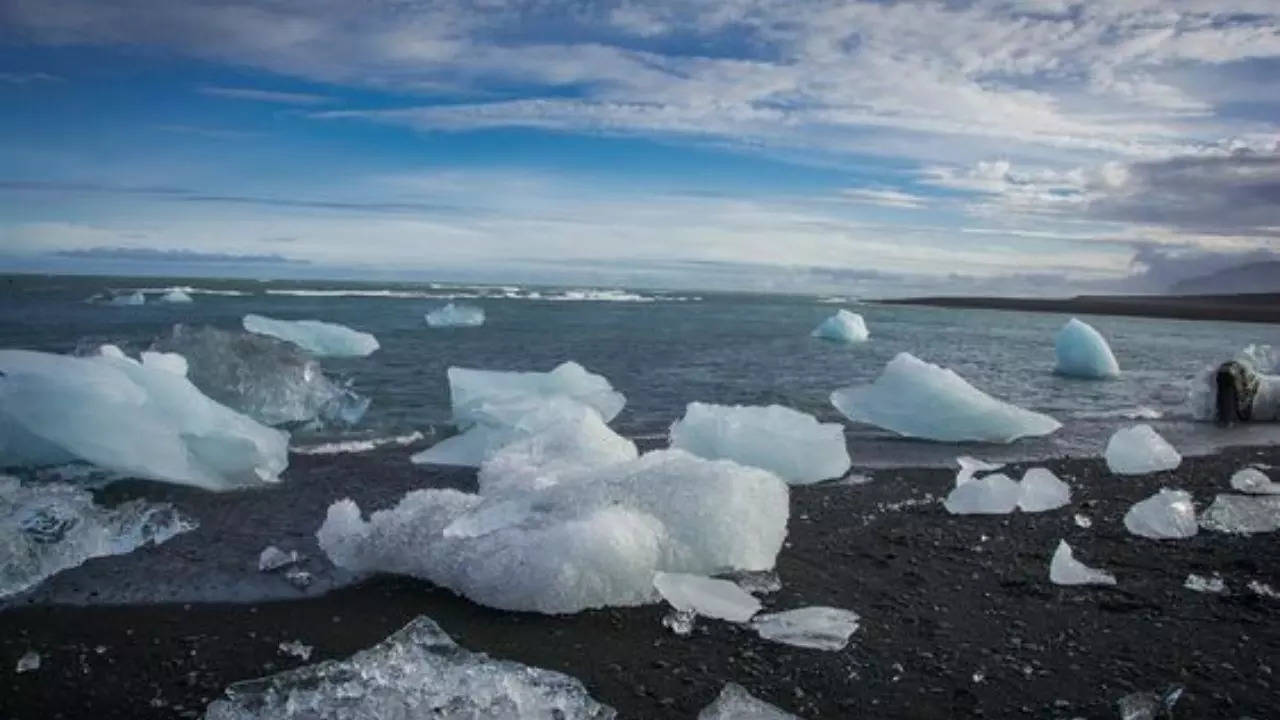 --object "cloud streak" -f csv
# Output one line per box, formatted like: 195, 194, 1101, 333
198, 85, 332, 105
